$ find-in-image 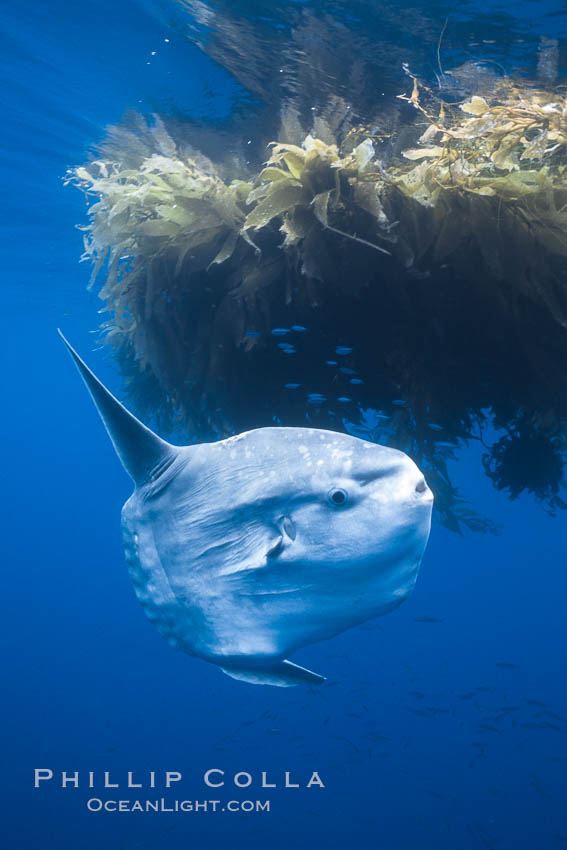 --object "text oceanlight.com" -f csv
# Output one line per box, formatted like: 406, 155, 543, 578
86, 798, 270, 813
